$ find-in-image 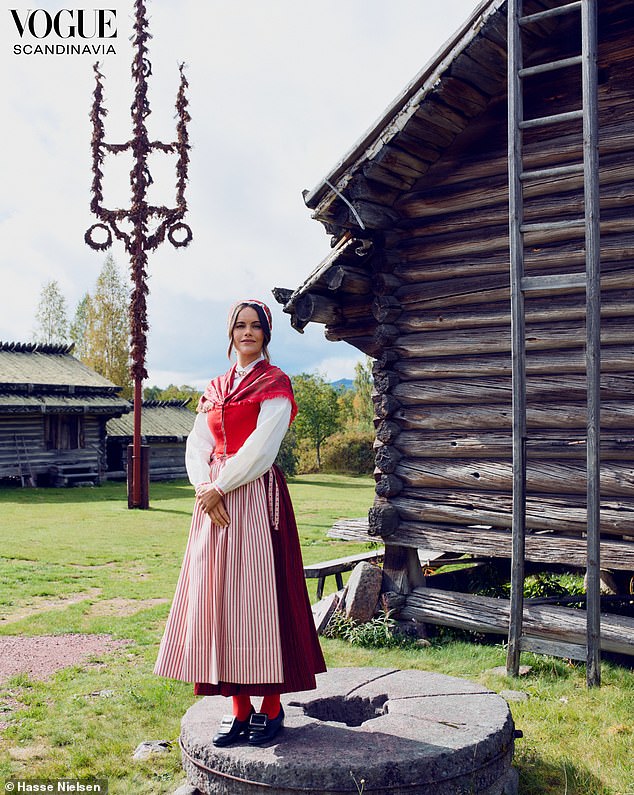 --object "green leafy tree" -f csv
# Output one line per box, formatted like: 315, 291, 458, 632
292, 373, 341, 469
69, 293, 93, 360
75, 255, 131, 397
352, 356, 374, 431
33, 280, 68, 345
143, 383, 201, 410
